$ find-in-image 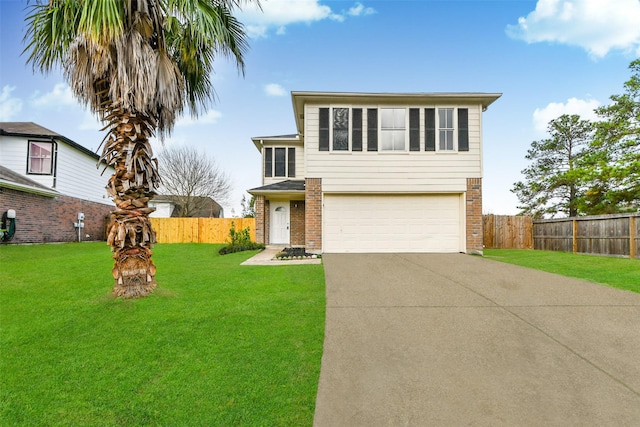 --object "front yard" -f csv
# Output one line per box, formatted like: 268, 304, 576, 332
0, 243, 325, 426
485, 249, 640, 293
